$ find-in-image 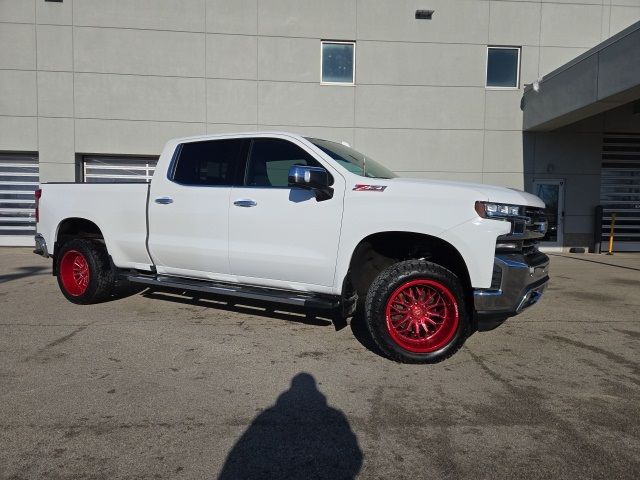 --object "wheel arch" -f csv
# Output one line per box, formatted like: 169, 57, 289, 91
56, 217, 104, 244
53, 218, 107, 274
341, 231, 473, 309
